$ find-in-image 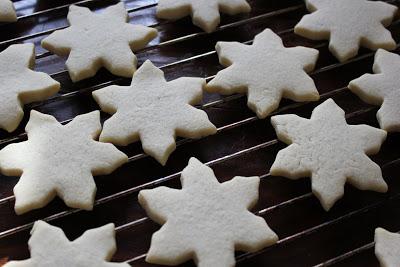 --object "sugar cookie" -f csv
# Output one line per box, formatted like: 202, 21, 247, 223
42, 3, 158, 82
0, 110, 128, 215
92, 60, 216, 165
349, 49, 400, 132
295, 0, 397, 62
139, 157, 278, 267
4, 220, 129, 267
375, 228, 400, 267
207, 28, 320, 119
0, 43, 60, 132
270, 98, 387, 211
0, 0, 16, 22
157, 0, 251, 33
